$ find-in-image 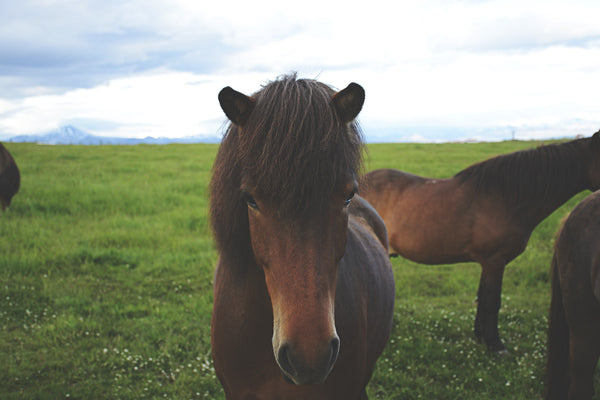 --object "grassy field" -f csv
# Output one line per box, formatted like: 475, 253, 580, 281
0, 140, 596, 399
